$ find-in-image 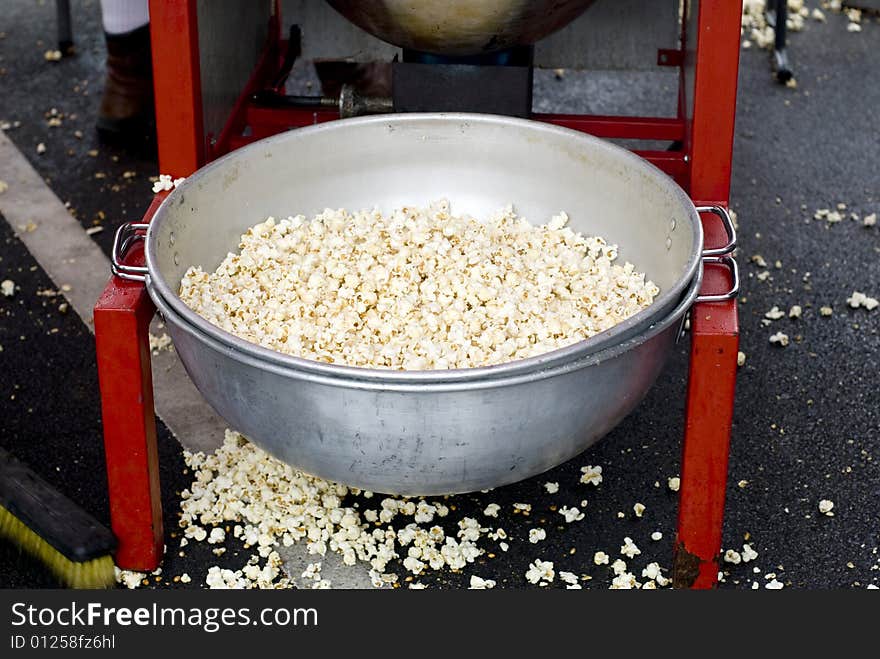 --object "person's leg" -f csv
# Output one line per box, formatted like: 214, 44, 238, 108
97, 0, 154, 140
100, 0, 149, 35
